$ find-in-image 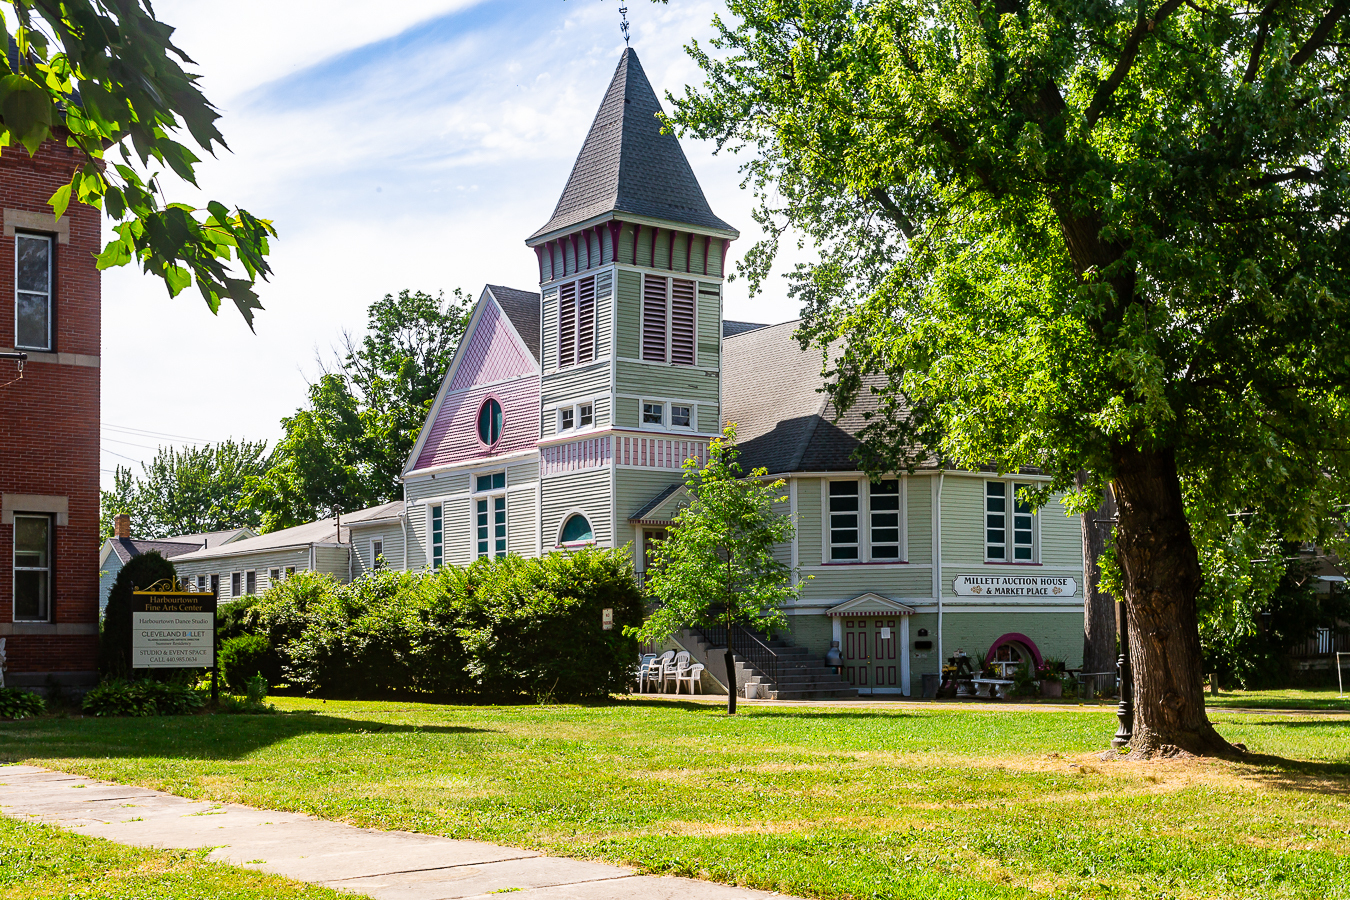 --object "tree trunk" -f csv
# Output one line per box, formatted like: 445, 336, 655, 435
1076, 471, 1118, 694
1111, 445, 1235, 757
724, 648, 737, 715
